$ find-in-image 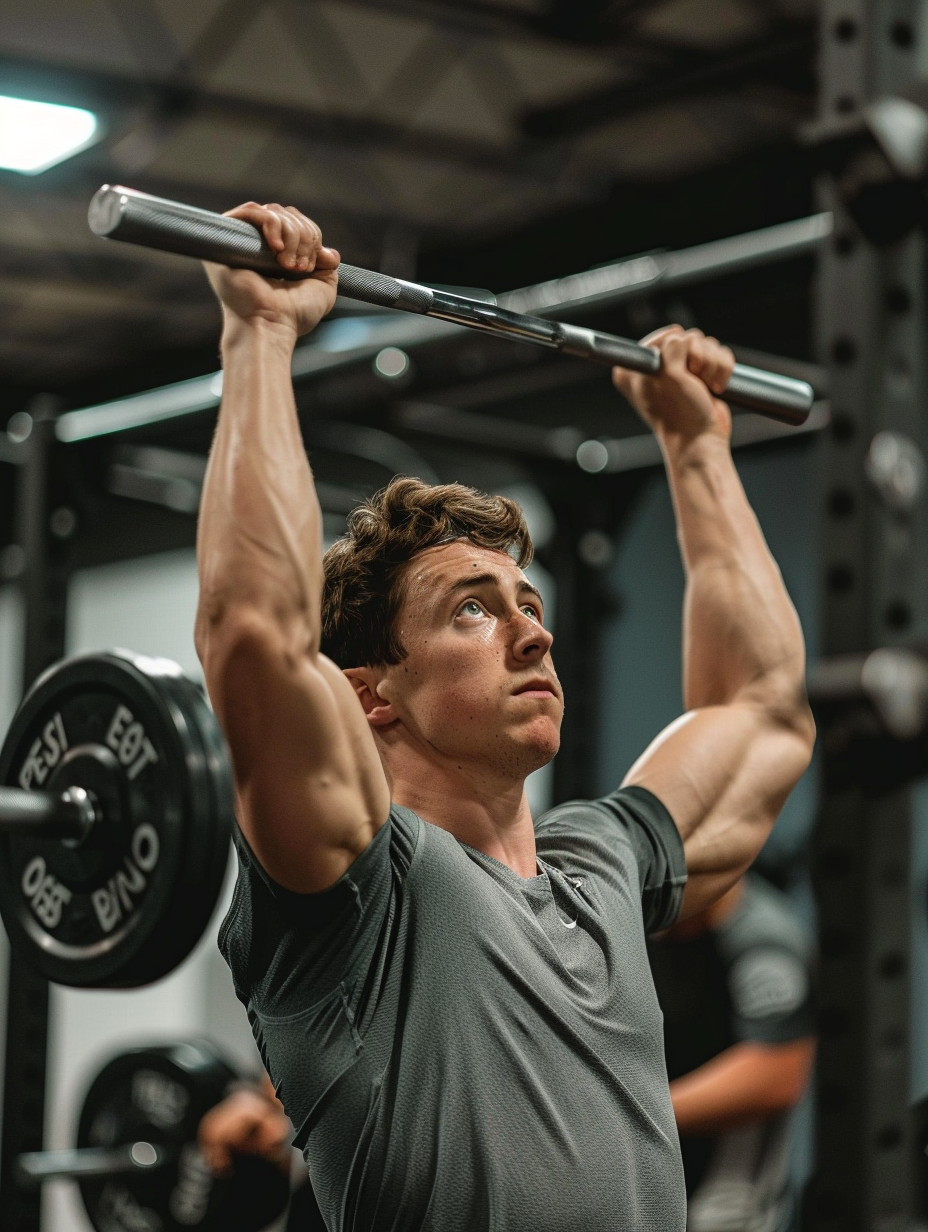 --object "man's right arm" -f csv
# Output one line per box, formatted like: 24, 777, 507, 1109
195, 203, 390, 893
